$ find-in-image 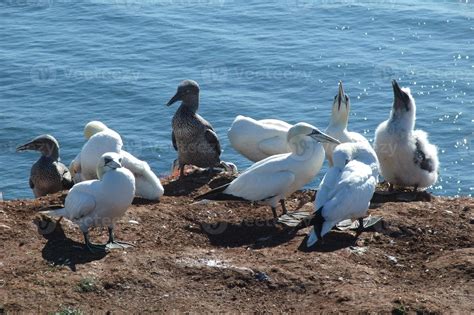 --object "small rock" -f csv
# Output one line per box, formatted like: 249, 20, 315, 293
386, 255, 398, 264
349, 246, 368, 255
254, 271, 271, 282
470, 218, 474, 224
128, 220, 139, 225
